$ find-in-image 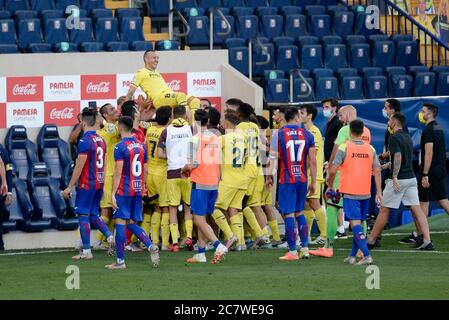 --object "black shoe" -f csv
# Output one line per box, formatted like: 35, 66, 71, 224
399, 232, 417, 244
334, 231, 348, 239
411, 235, 424, 248
416, 241, 435, 251
367, 238, 381, 250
